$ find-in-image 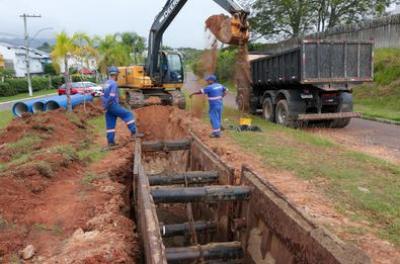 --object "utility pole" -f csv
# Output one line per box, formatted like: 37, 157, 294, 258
20, 13, 41, 97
